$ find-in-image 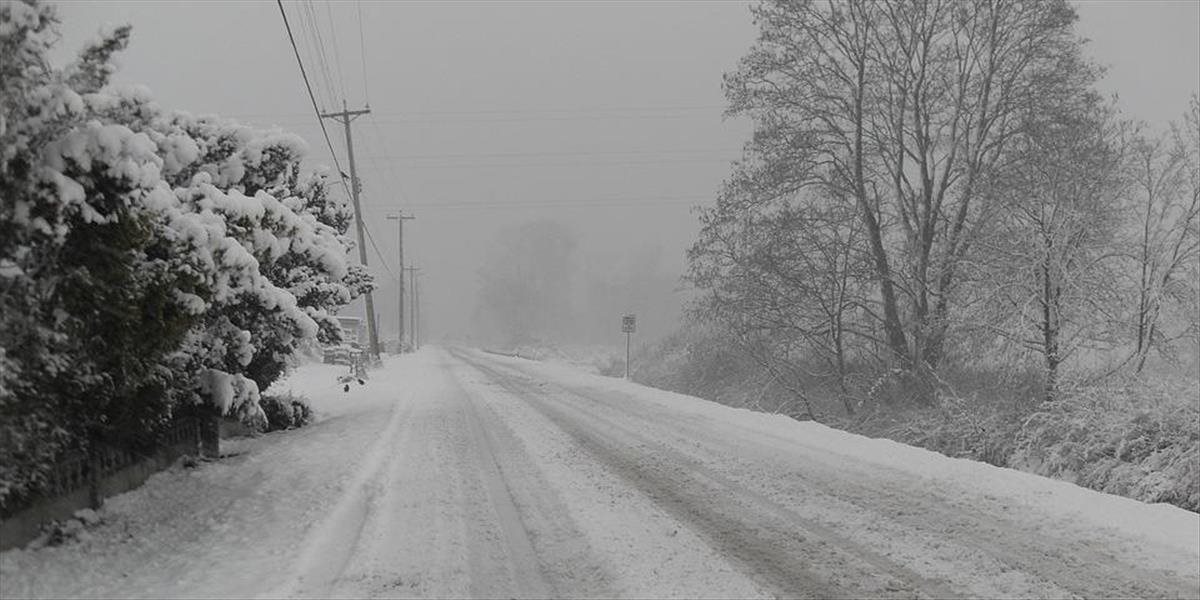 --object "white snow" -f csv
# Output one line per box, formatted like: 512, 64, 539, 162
0, 357, 412, 599
505, 353, 1200, 558
3, 348, 1196, 599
